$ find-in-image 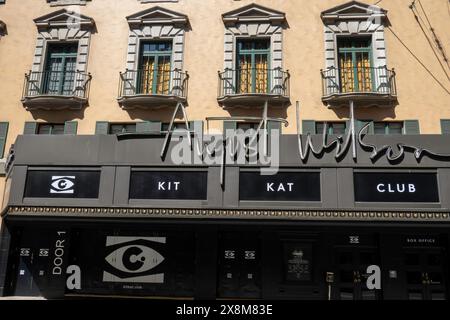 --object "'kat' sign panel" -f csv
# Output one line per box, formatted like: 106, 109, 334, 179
239, 171, 321, 202
354, 172, 439, 203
